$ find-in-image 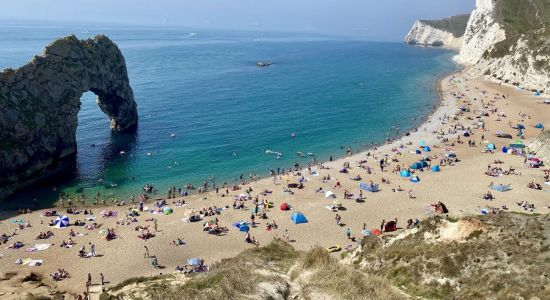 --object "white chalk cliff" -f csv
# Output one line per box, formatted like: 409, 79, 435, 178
407, 0, 550, 93
404, 15, 470, 51
456, 0, 549, 93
